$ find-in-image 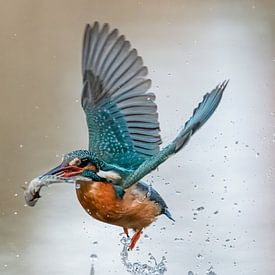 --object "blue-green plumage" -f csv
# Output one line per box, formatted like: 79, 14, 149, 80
25, 22, 229, 250
64, 22, 229, 197
81, 22, 161, 170
27, 21, 228, 212
136, 181, 175, 222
